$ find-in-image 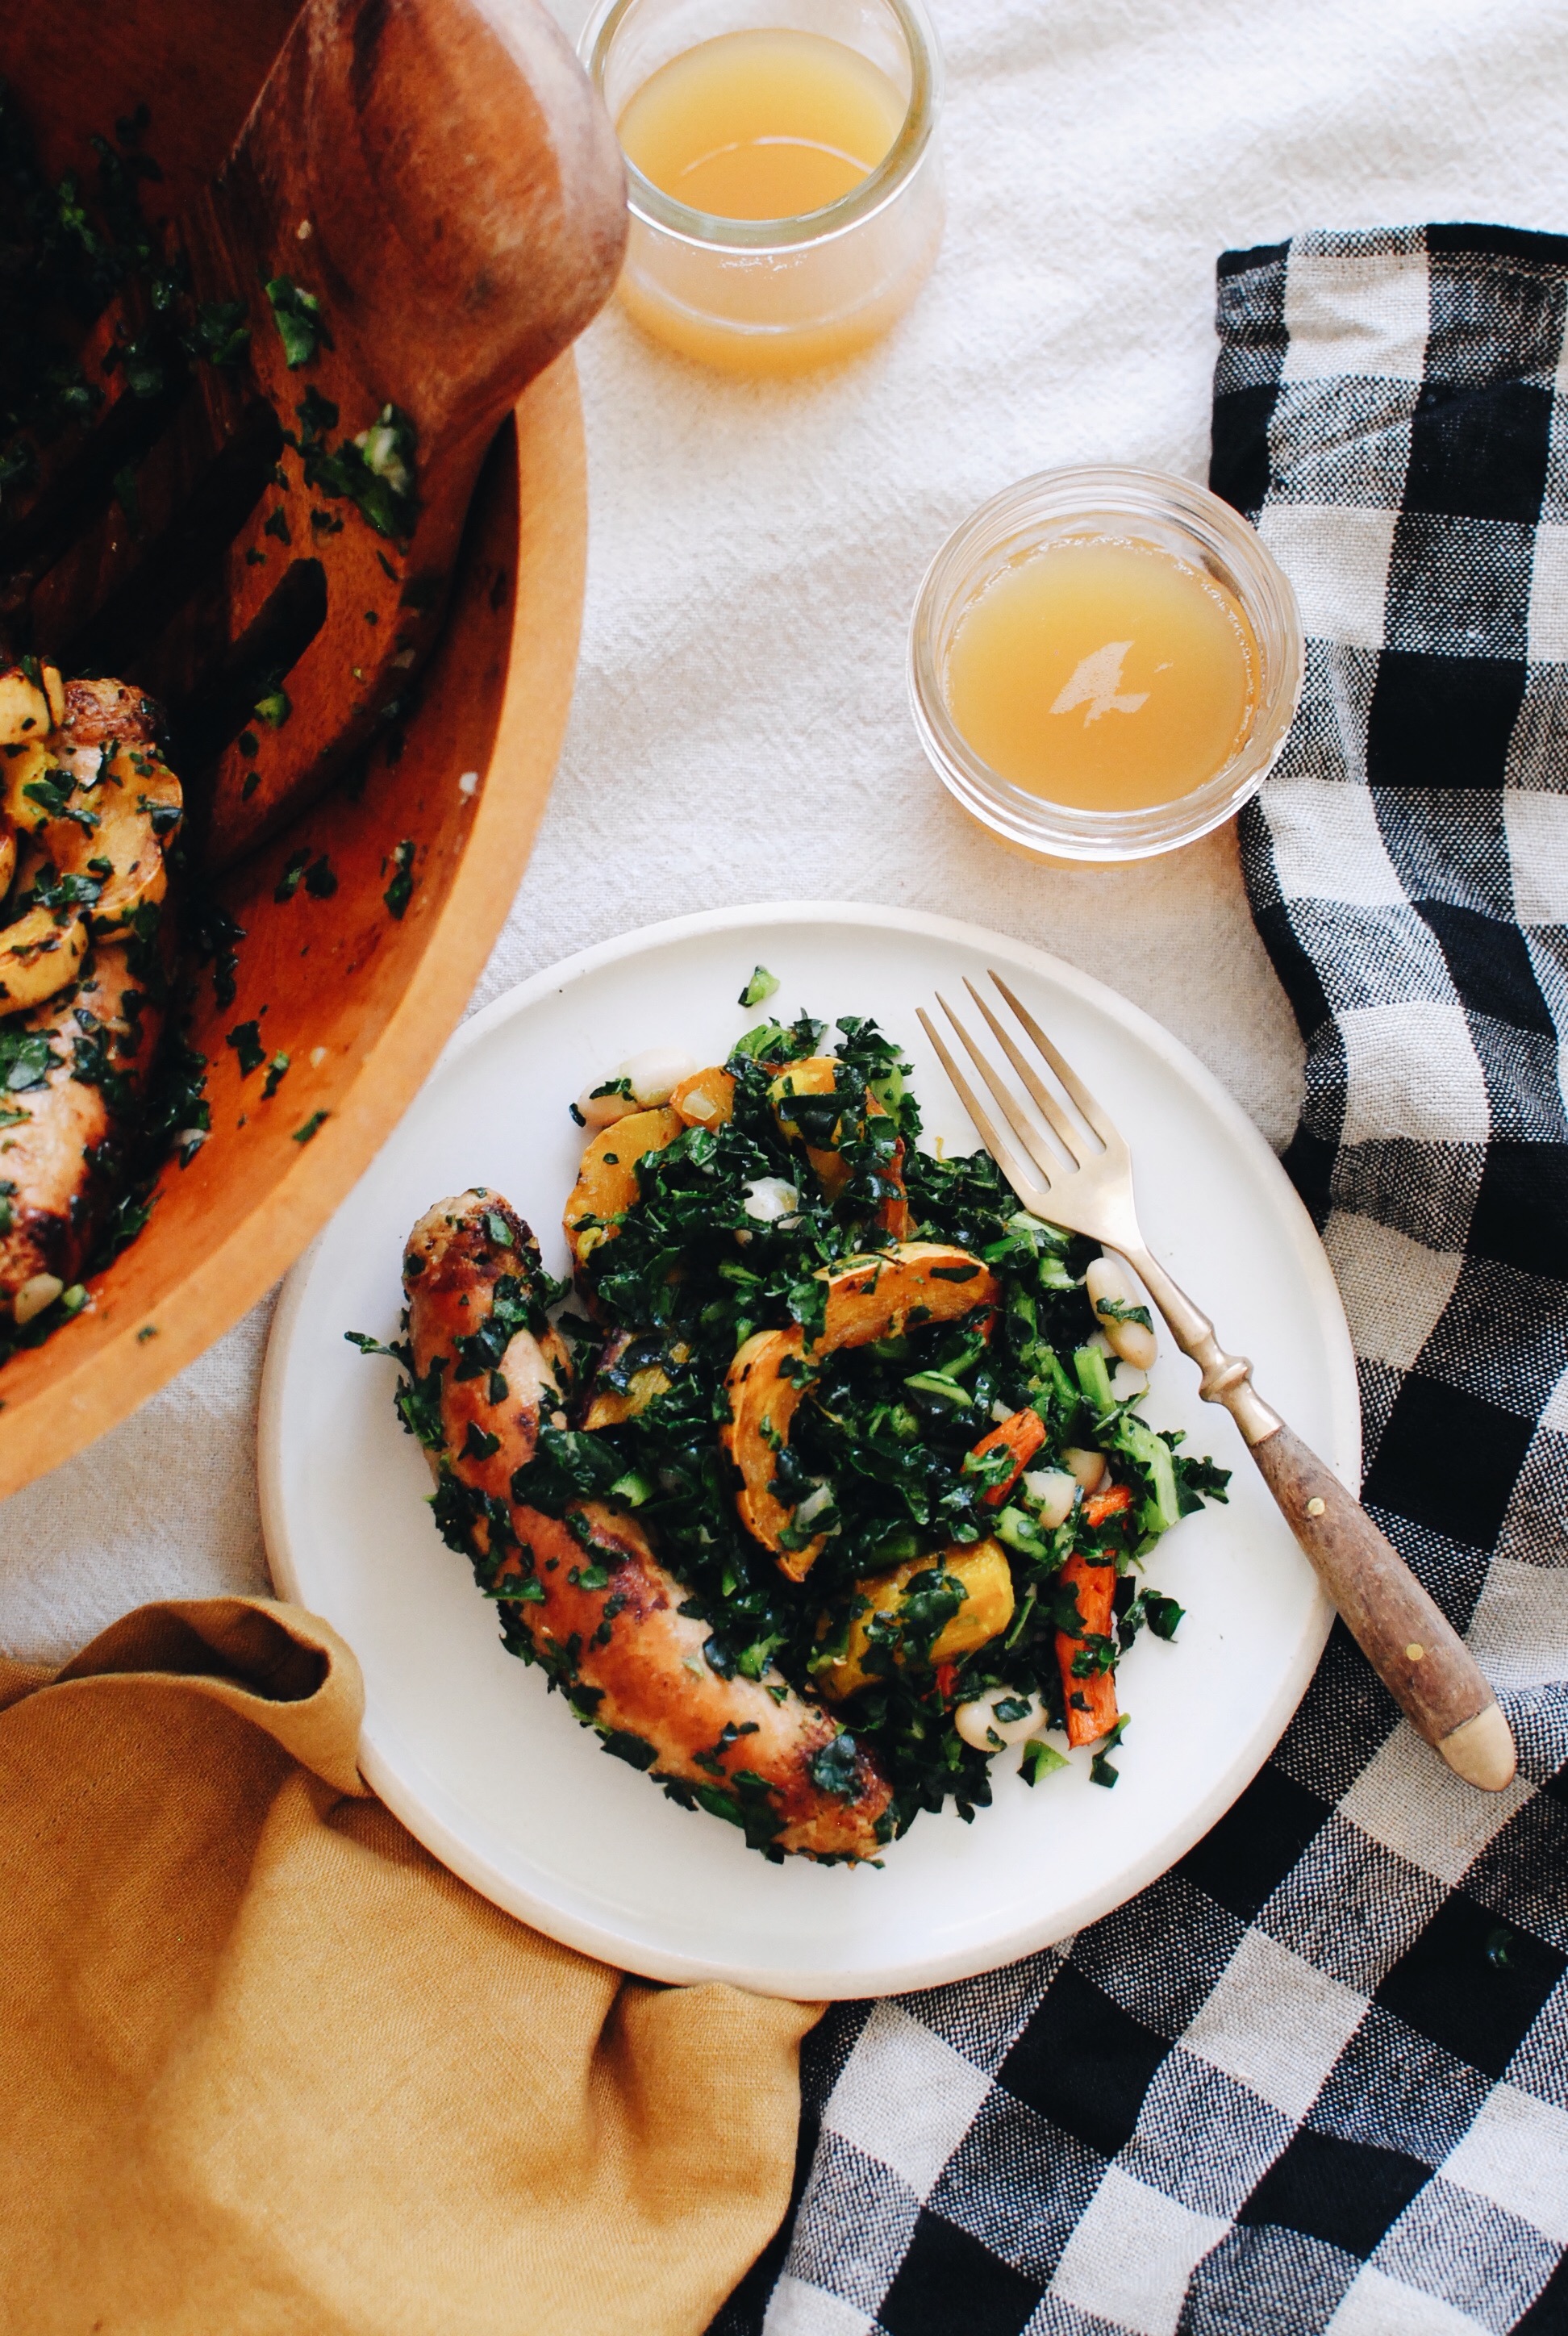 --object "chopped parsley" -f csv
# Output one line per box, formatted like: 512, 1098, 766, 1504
265, 274, 323, 369
383, 838, 415, 920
